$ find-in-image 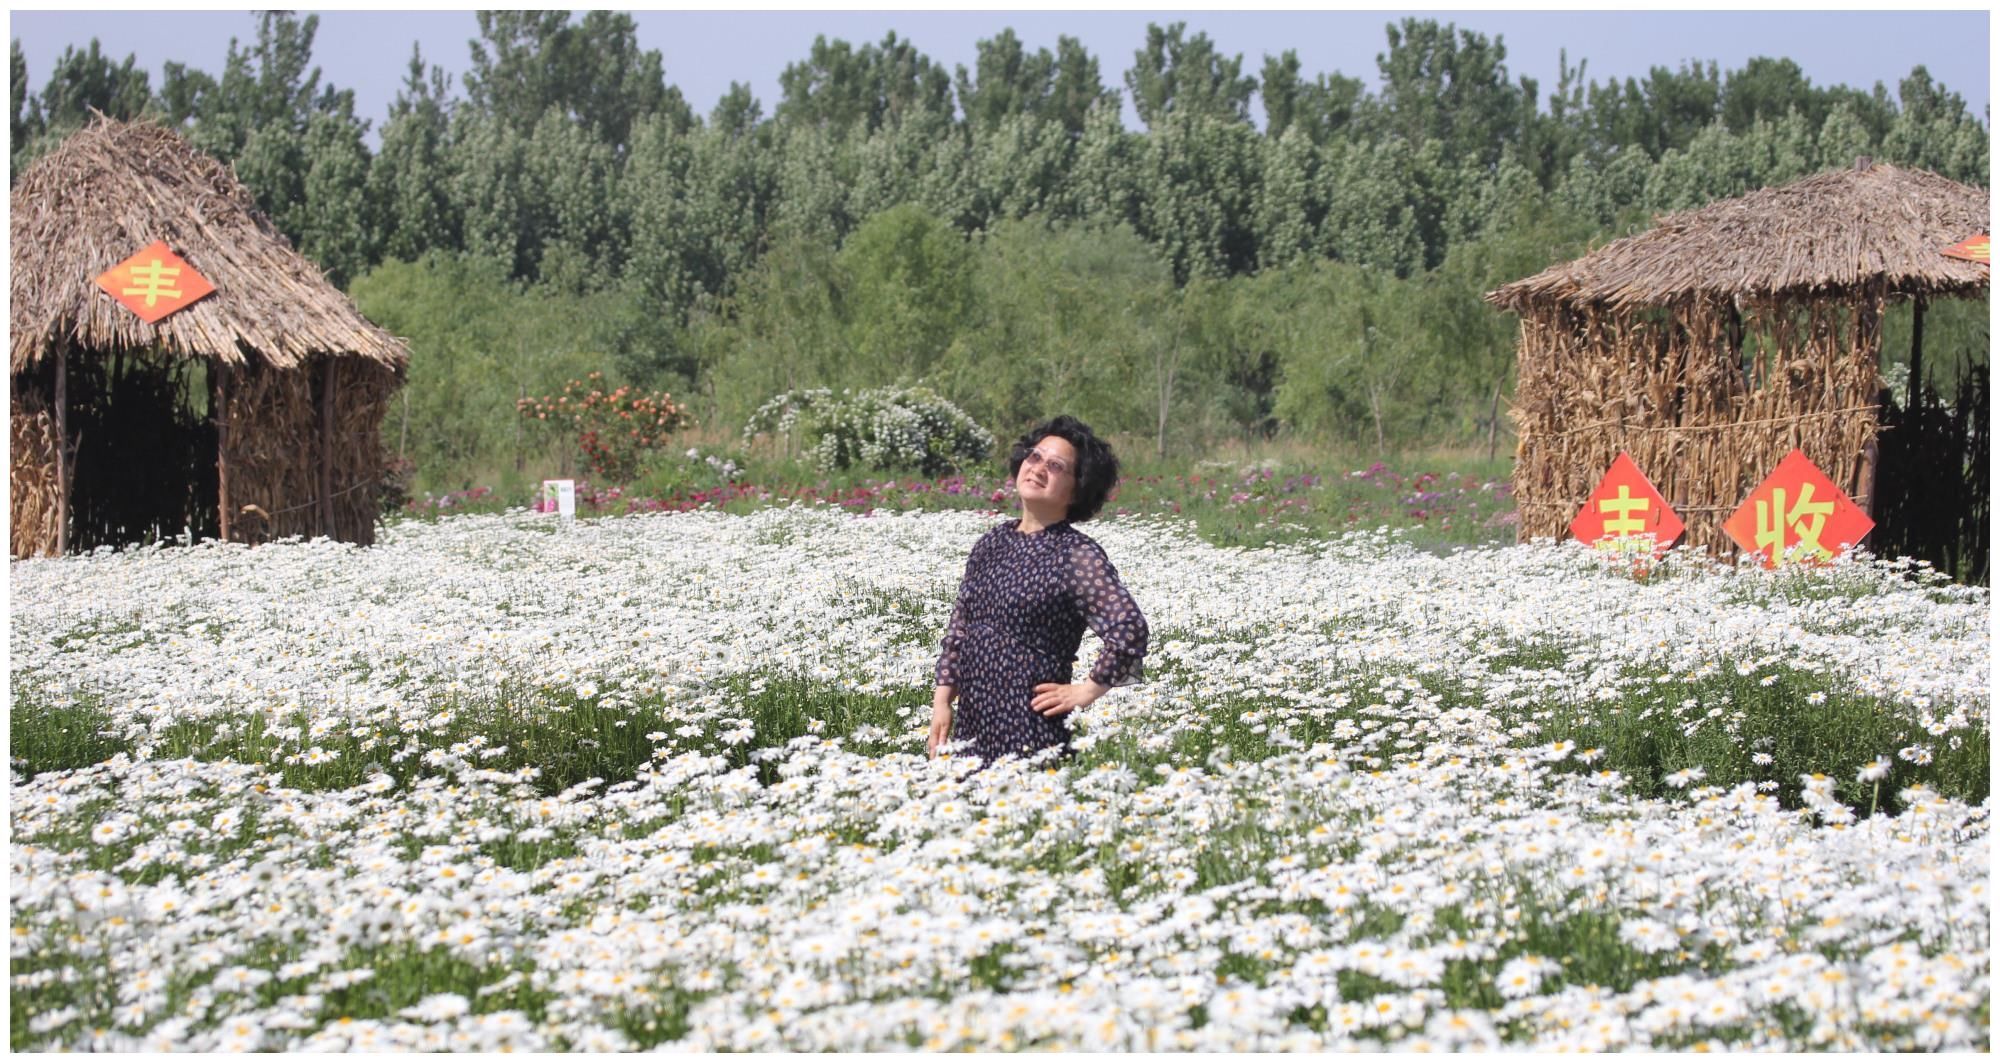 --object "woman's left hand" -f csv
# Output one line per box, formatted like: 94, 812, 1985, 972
1031, 681, 1107, 717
